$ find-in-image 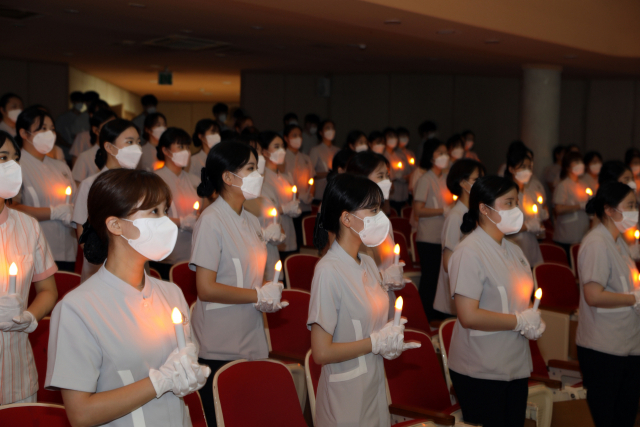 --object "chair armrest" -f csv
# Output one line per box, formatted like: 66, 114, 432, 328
548, 359, 581, 374
268, 351, 305, 365
529, 375, 562, 389
388, 404, 456, 426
